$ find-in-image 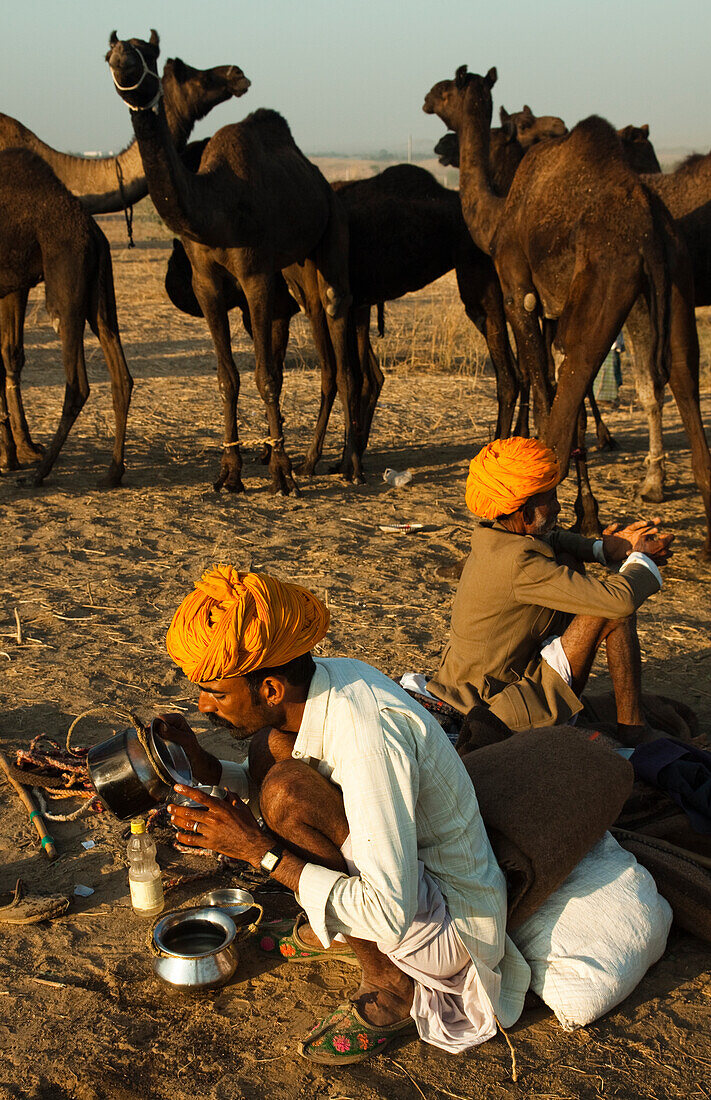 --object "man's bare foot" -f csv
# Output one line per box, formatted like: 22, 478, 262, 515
298, 922, 351, 954
353, 978, 414, 1027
